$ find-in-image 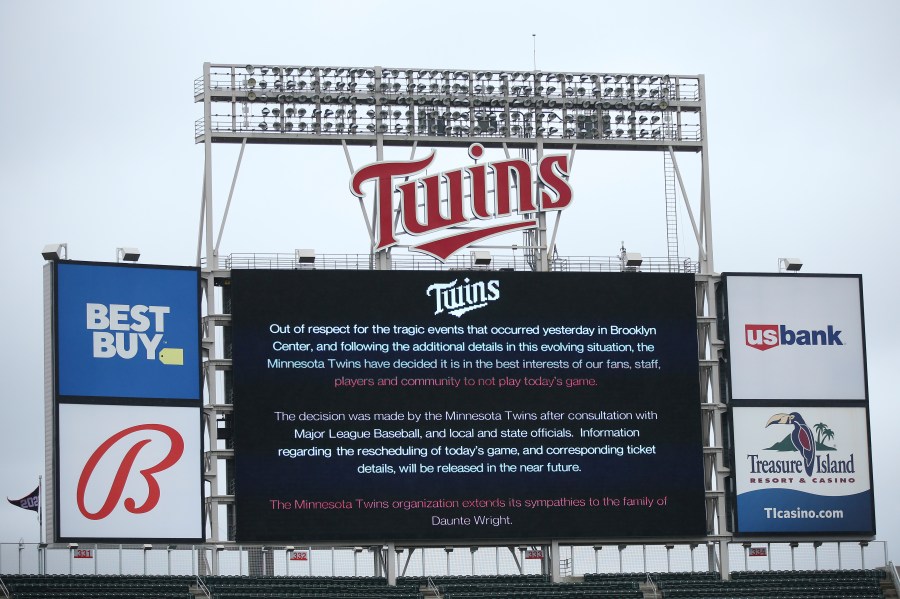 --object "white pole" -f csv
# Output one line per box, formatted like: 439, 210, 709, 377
38, 476, 43, 544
